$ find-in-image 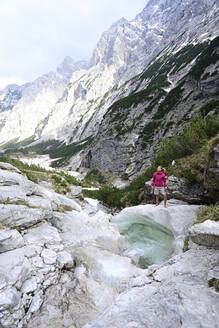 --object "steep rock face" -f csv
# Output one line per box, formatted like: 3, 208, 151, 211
0, 0, 218, 154
0, 58, 87, 145
81, 33, 219, 177
40, 0, 218, 145
0, 84, 26, 113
